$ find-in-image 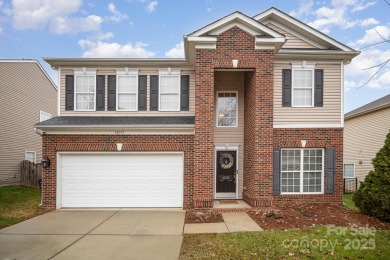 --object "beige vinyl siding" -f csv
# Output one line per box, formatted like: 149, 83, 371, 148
344, 107, 390, 182
266, 22, 317, 49
60, 68, 195, 116
214, 71, 244, 199
274, 63, 342, 126
0, 62, 57, 185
